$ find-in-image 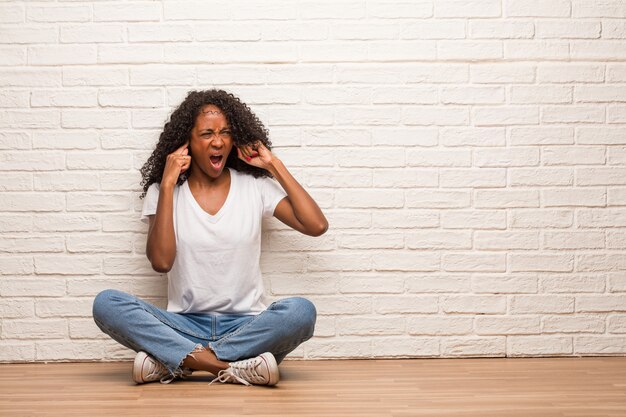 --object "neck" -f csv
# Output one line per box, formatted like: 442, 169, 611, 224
188, 166, 230, 189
